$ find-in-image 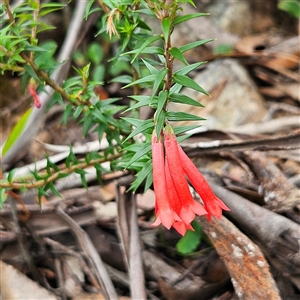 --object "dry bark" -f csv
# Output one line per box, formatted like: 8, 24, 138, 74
243, 151, 300, 212
197, 216, 282, 300
206, 181, 300, 296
